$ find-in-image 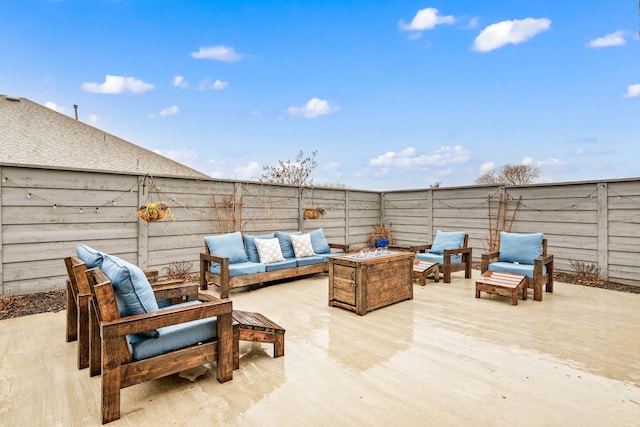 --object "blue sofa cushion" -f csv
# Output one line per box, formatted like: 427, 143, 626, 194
498, 232, 543, 265
127, 301, 218, 360
255, 237, 286, 264
415, 252, 462, 265
100, 254, 159, 337
244, 233, 275, 263
488, 261, 547, 279
205, 232, 249, 264
276, 231, 302, 258
430, 231, 466, 255
310, 228, 331, 254
264, 258, 298, 272
210, 261, 266, 277
296, 255, 327, 267
76, 244, 105, 269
